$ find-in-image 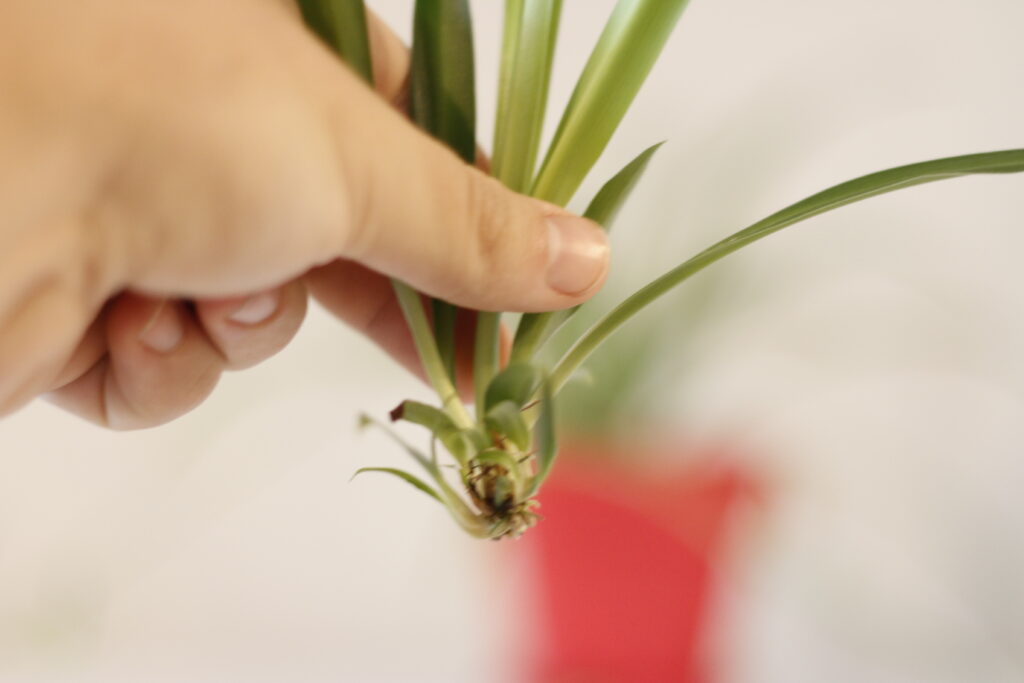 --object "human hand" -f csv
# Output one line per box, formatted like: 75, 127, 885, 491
0, 0, 609, 428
